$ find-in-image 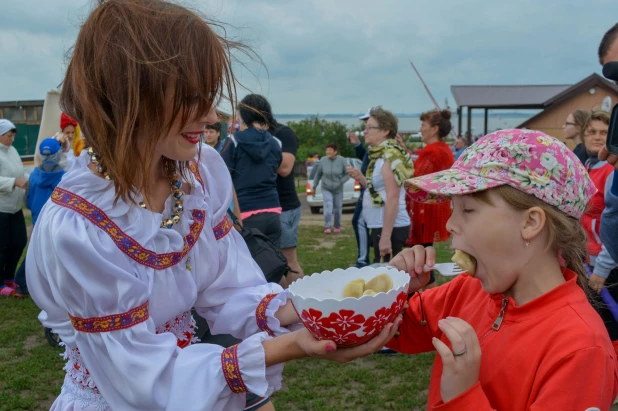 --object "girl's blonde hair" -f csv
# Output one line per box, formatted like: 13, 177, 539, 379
472, 185, 590, 294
